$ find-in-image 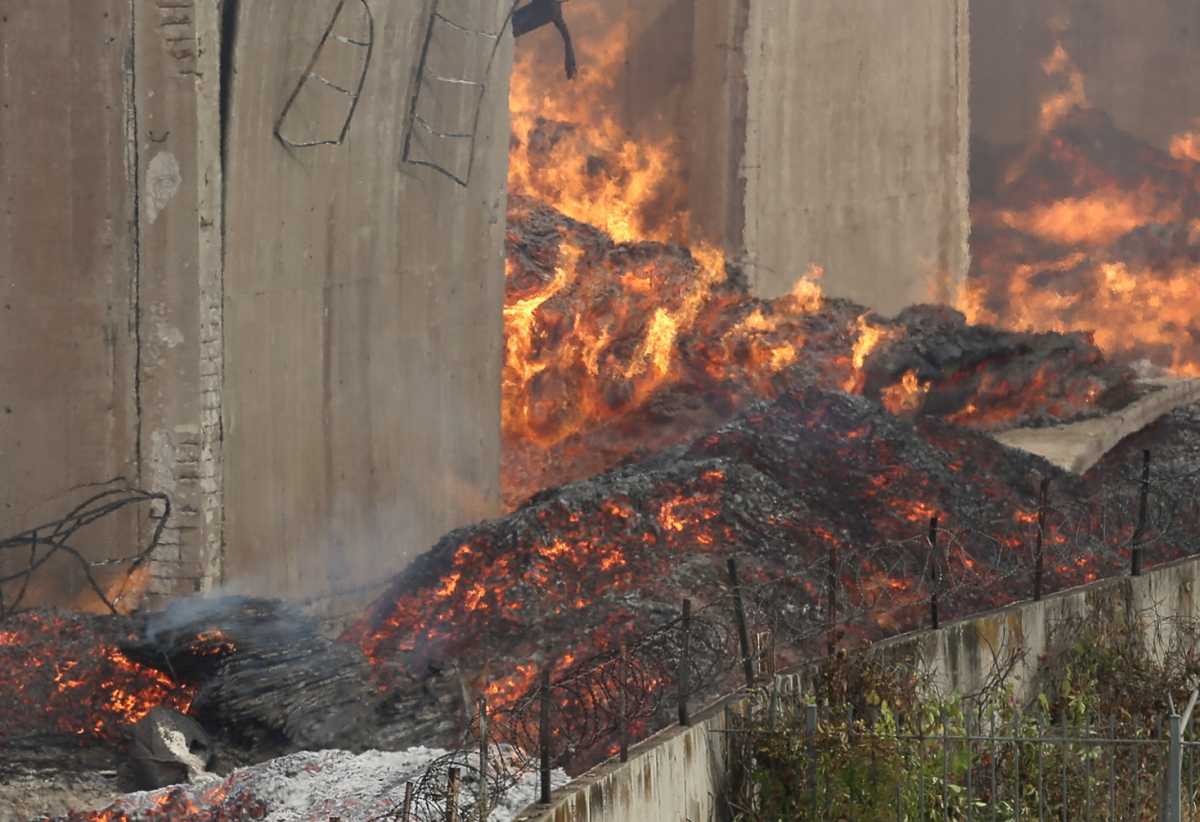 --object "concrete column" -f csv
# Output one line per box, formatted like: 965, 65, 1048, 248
690, 0, 971, 315
131, 0, 223, 600
739, 0, 970, 311
687, 0, 747, 255
221, 0, 511, 614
